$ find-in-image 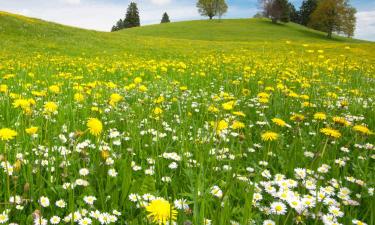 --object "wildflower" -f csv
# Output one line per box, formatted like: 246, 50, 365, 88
44, 101, 58, 114
55, 199, 66, 208
0, 128, 18, 141
39, 196, 50, 207
87, 118, 103, 136
270, 201, 287, 215
0, 212, 9, 224
50, 216, 61, 224
25, 126, 38, 135
174, 199, 189, 210
320, 128, 341, 138
261, 131, 279, 141
109, 93, 123, 106
153, 107, 163, 115
74, 93, 85, 102
231, 121, 245, 129
83, 196, 97, 205
146, 199, 177, 225
353, 125, 373, 135
272, 118, 287, 127
314, 112, 326, 120
290, 113, 305, 122
210, 185, 223, 198
222, 101, 235, 110
263, 220, 275, 225
333, 117, 350, 126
